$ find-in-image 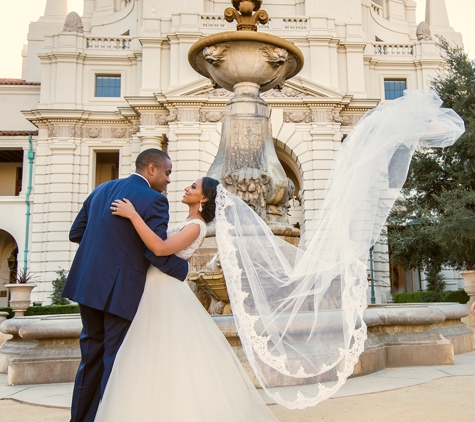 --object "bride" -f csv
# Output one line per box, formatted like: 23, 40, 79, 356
95, 90, 464, 420
94, 176, 279, 422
